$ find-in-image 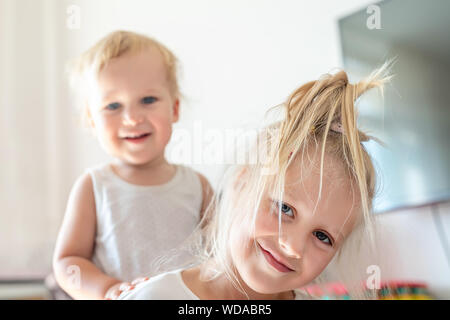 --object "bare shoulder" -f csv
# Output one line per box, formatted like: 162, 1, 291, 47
195, 171, 212, 191
63, 171, 96, 217
53, 171, 96, 261
194, 171, 214, 220
72, 171, 94, 196
67, 171, 97, 223
66, 171, 96, 212
193, 170, 214, 199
